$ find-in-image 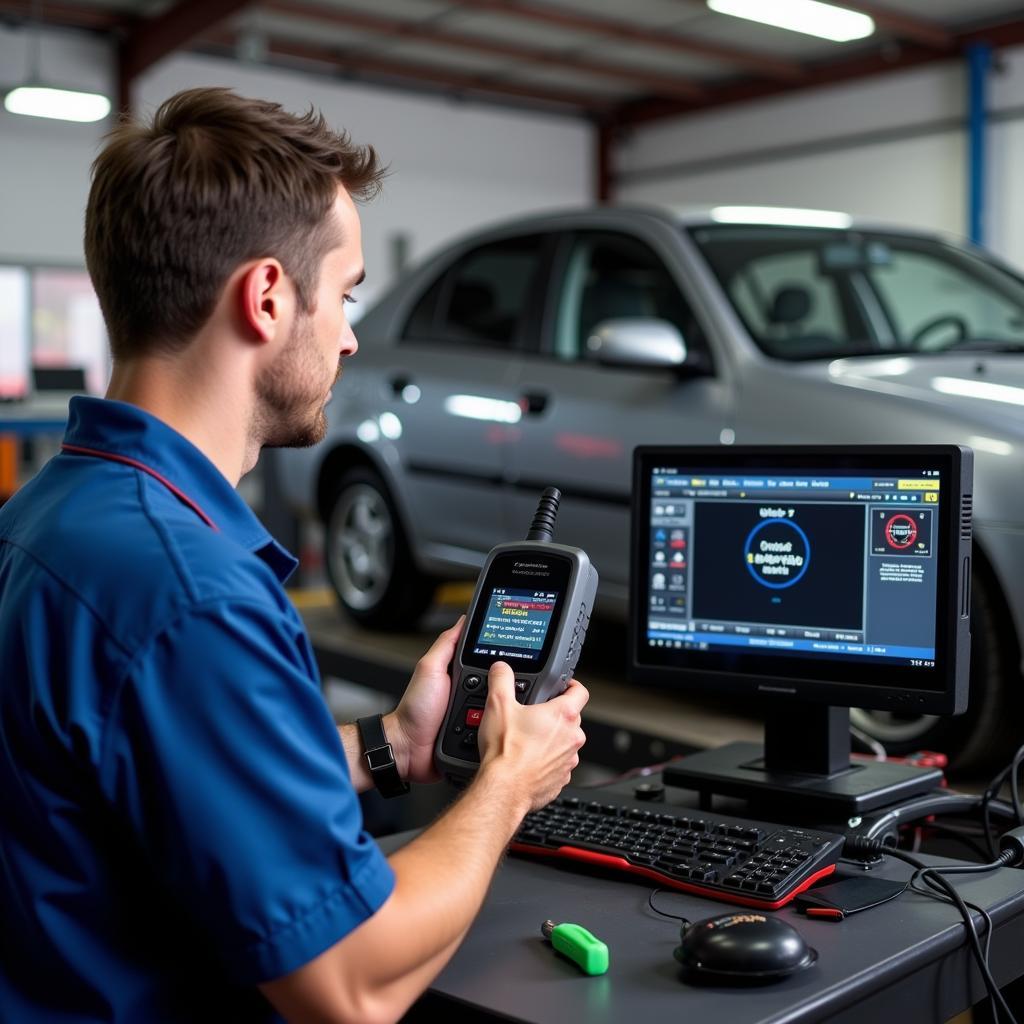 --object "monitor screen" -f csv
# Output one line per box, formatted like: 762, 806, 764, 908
631, 446, 971, 717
